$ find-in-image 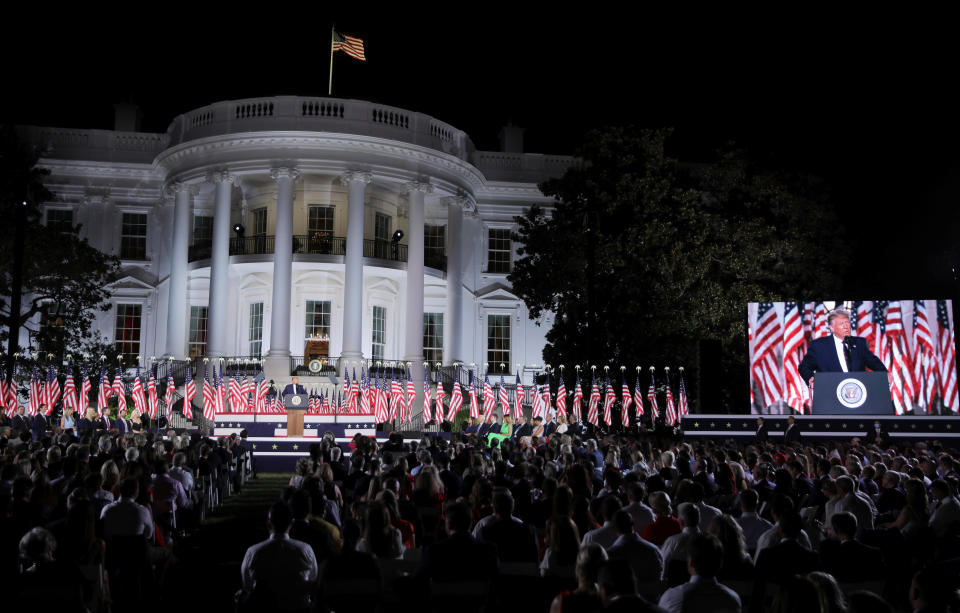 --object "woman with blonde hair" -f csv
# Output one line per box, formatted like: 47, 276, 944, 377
487, 414, 514, 448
